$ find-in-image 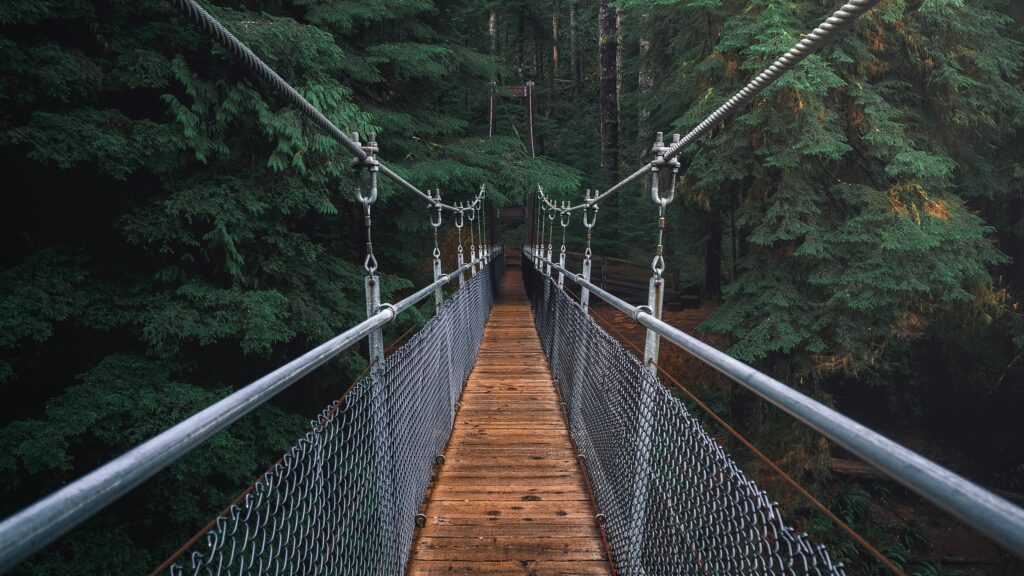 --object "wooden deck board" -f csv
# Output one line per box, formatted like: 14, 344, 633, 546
407, 269, 612, 575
